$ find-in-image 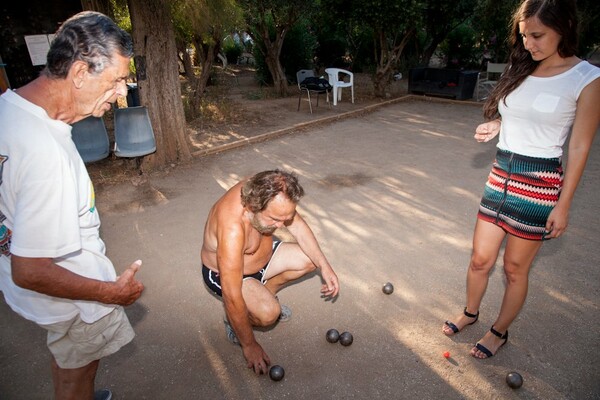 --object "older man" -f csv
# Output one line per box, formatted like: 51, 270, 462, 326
201, 169, 340, 375
0, 12, 144, 400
